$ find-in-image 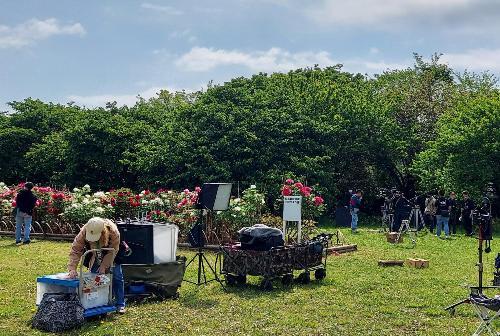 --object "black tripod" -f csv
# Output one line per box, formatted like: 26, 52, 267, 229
445, 213, 493, 314
183, 210, 225, 290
